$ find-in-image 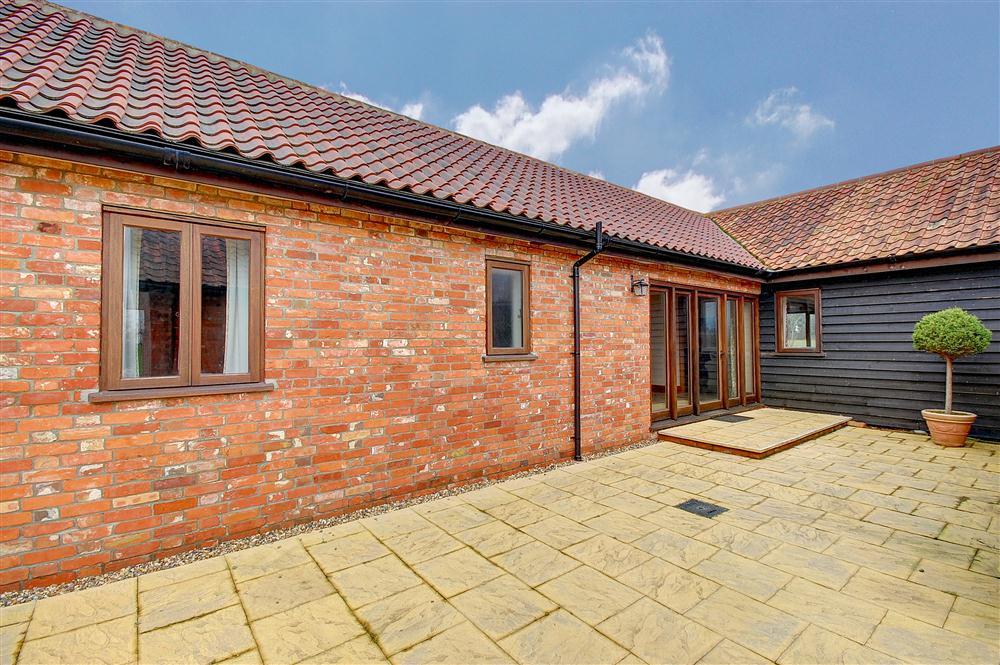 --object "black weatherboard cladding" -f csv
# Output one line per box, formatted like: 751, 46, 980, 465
759, 262, 1000, 441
